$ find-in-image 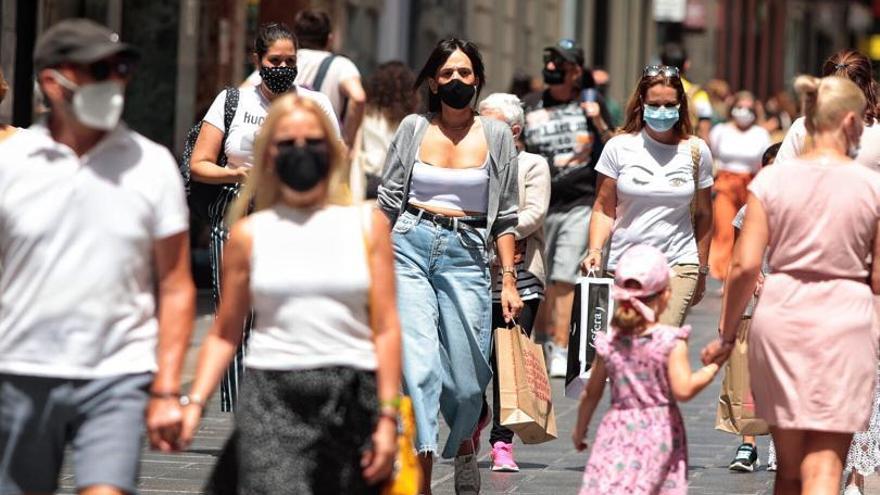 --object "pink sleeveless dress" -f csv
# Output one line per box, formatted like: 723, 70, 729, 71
748, 158, 880, 432
580, 325, 689, 495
